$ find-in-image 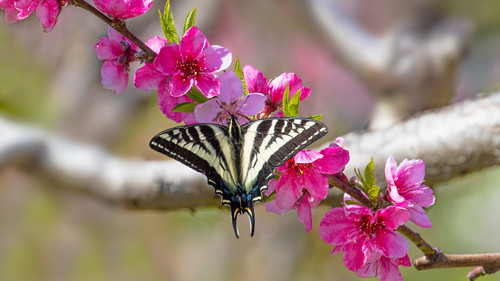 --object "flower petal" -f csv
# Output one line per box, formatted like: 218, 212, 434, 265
294, 150, 323, 164
134, 63, 164, 90
94, 37, 123, 60
169, 73, 193, 97
243, 65, 269, 94
195, 73, 219, 98
315, 146, 350, 174
36, 0, 58, 32
297, 197, 313, 233
301, 168, 328, 201
100, 60, 128, 94
268, 73, 308, 104
385, 156, 398, 186
319, 208, 355, 245
202, 45, 232, 72
408, 205, 433, 228
218, 71, 243, 104
194, 98, 221, 123
145, 35, 168, 54
180, 26, 208, 61
377, 206, 410, 229
154, 44, 181, 75
158, 88, 195, 123
275, 169, 302, 209
236, 93, 266, 116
